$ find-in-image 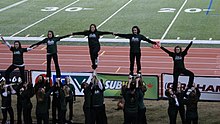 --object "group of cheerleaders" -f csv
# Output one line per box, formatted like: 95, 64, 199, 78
1, 24, 200, 124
